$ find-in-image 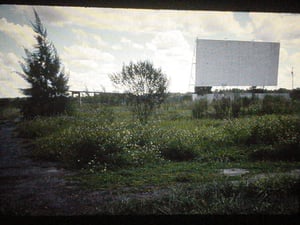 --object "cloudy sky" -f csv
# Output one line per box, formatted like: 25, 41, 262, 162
0, 5, 300, 98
